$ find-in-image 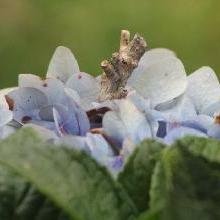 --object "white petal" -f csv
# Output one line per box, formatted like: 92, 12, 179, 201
46, 46, 80, 83
0, 108, 13, 127
0, 125, 17, 139
66, 72, 99, 110
187, 66, 220, 113
128, 57, 187, 107
138, 48, 176, 67
120, 100, 152, 142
